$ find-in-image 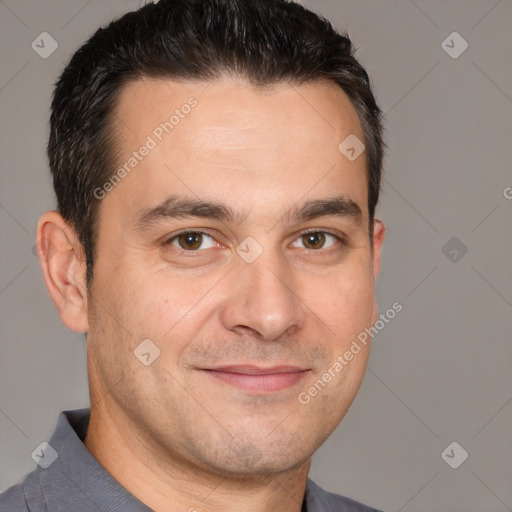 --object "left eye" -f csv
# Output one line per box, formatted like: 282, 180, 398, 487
292, 231, 339, 250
